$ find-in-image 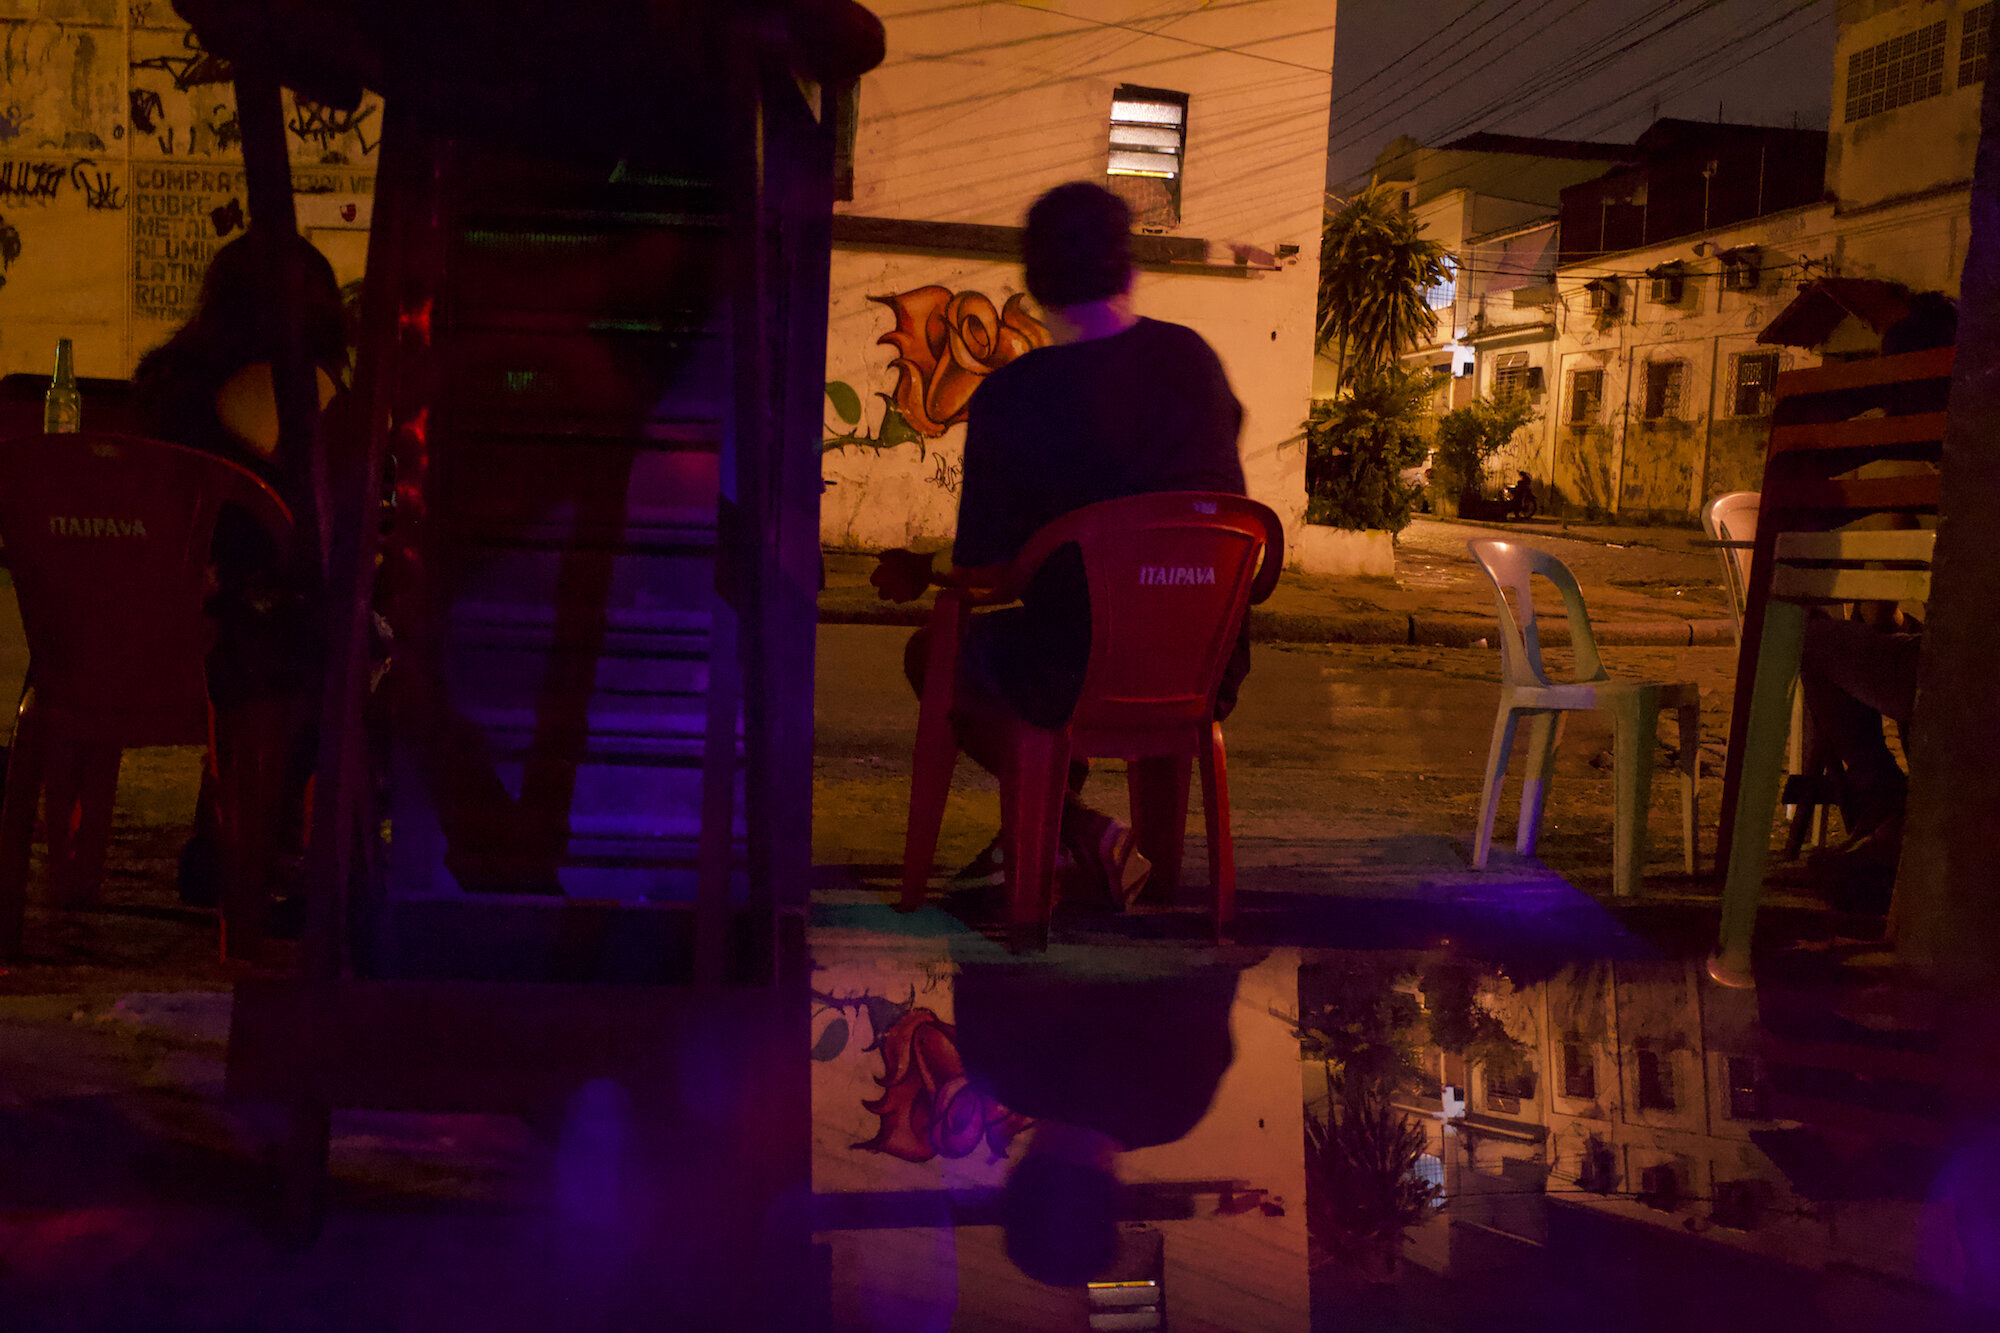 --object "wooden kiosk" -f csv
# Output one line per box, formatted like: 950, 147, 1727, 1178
176, 3, 883, 1322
